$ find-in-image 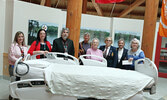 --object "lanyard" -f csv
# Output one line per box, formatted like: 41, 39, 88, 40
19, 46, 24, 58
62, 41, 68, 53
